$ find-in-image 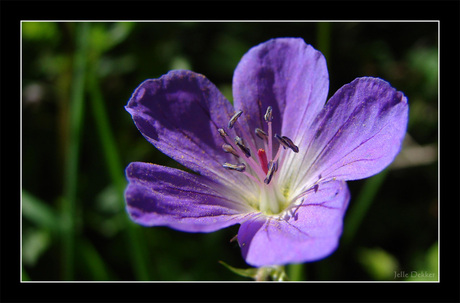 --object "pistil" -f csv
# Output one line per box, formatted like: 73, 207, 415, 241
257, 149, 269, 174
